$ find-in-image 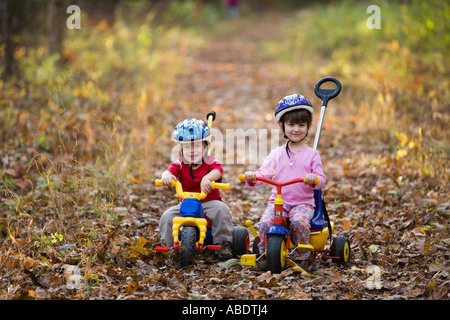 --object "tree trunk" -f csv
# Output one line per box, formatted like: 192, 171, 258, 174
48, 0, 64, 65
1, 0, 15, 80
